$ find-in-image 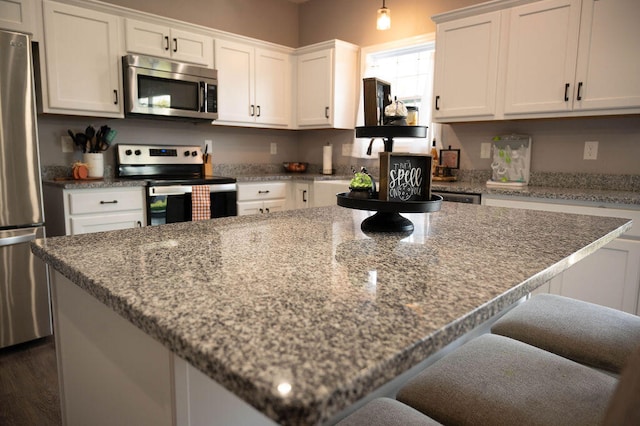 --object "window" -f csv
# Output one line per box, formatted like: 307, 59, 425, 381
353, 35, 437, 157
